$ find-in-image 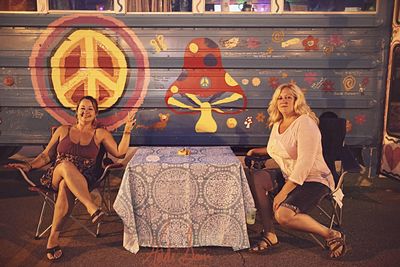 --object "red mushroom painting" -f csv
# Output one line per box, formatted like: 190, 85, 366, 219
165, 38, 247, 133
